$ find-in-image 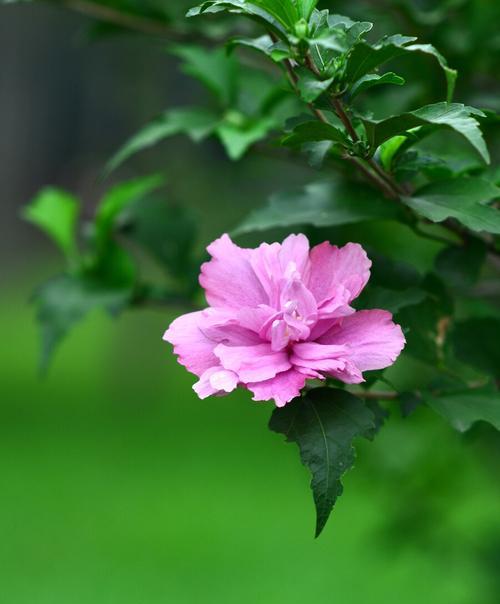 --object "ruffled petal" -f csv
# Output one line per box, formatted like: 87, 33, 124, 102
214, 342, 291, 383
318, 310, 406, 372
163, 311, 218, 377
308, 242, 371, 305
198, 308, 262, 346
193, 367, 239, 399
200, 234, 268, 309
279, 233, 310, 279
247, 369, 307, 407
291, 342, 348, 374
